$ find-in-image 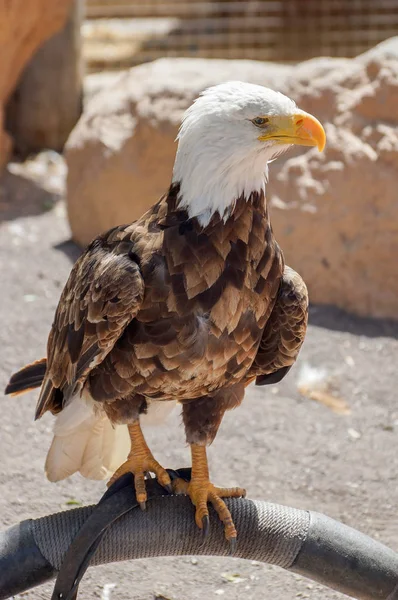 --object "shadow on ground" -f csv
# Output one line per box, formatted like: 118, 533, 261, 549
54, 239, 82, 263
309, 305, 398, 339
0, 170, 60, 222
